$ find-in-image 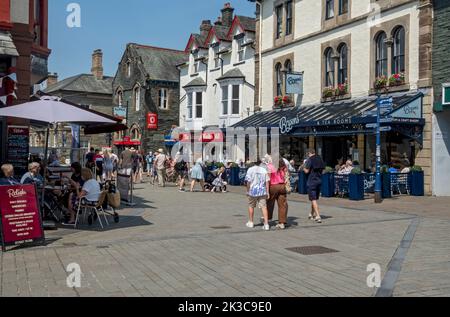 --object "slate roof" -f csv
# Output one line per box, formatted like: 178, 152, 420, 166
130, 44, 188, 82
213, 25, 231, 41
236, 16, 256, 32
183, 77, 206, 88
217, 69, 245, 81
45, 74, 113, 95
